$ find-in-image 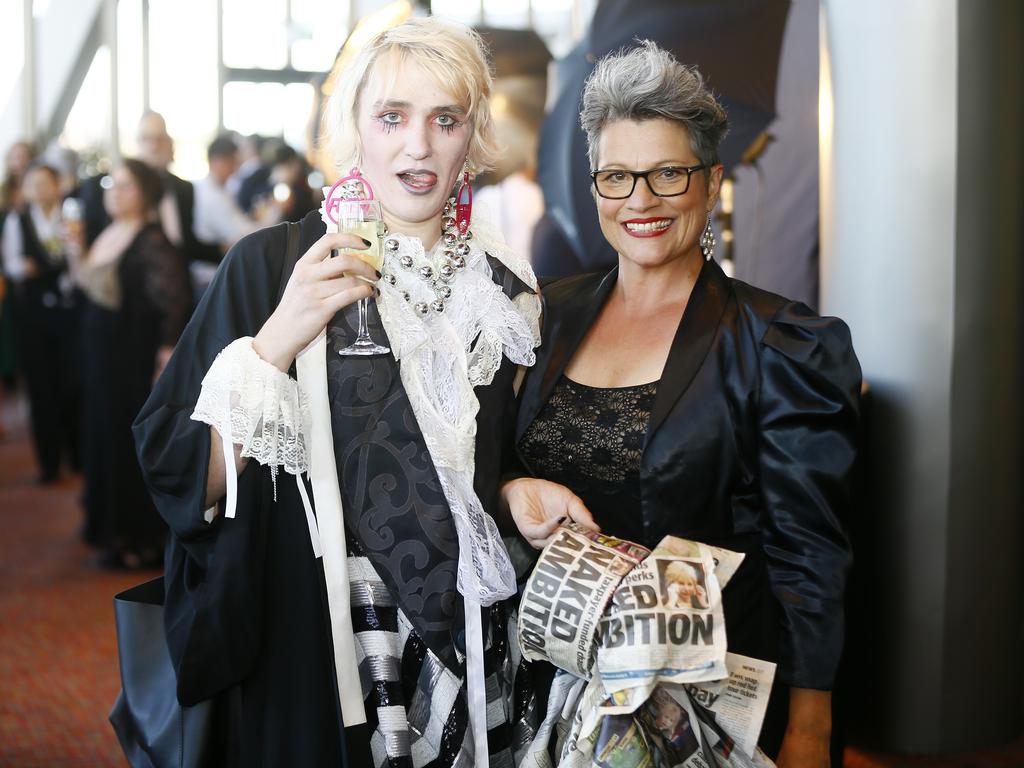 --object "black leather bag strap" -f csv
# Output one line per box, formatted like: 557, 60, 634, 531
275, 221, 301, 306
